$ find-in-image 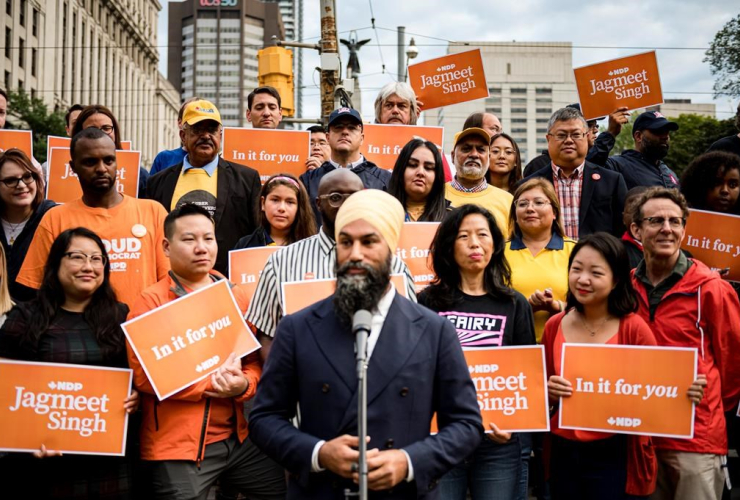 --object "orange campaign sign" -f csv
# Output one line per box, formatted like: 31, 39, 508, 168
281, 274, 408, 316
46, 147, 141, 202
408, 49, 489, 110
122, 280, 261, 400
432, 346, 550, 434
221, 128, 310, 183
46, 135, 71, 163
228, 246, 281, 302
396, 222, 439, 293
574, 51, 663, 120
361, 124, 445, 171
0, 129, 33, 157
0, 360, 132, 456
120, 140, 132, 150
559, 344, 697, 438
682, 209, 740, 282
